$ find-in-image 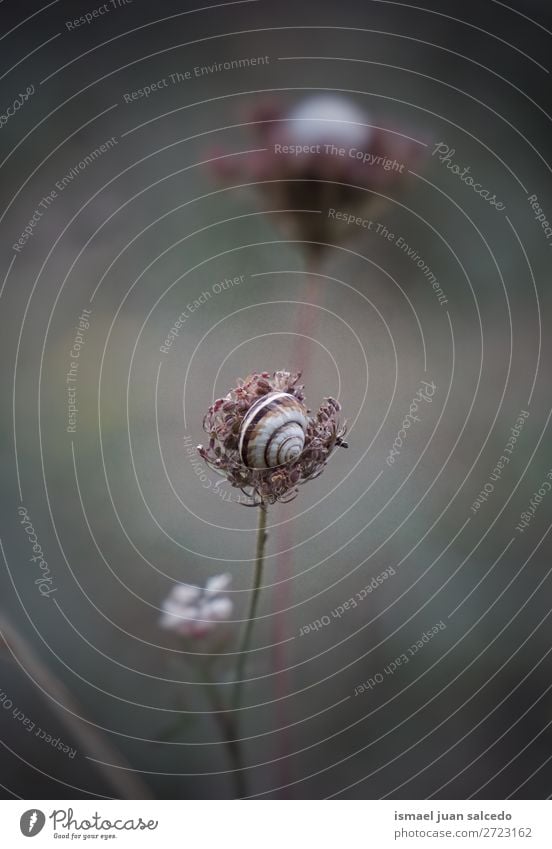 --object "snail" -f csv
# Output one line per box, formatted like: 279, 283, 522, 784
238, 391, 308, 469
